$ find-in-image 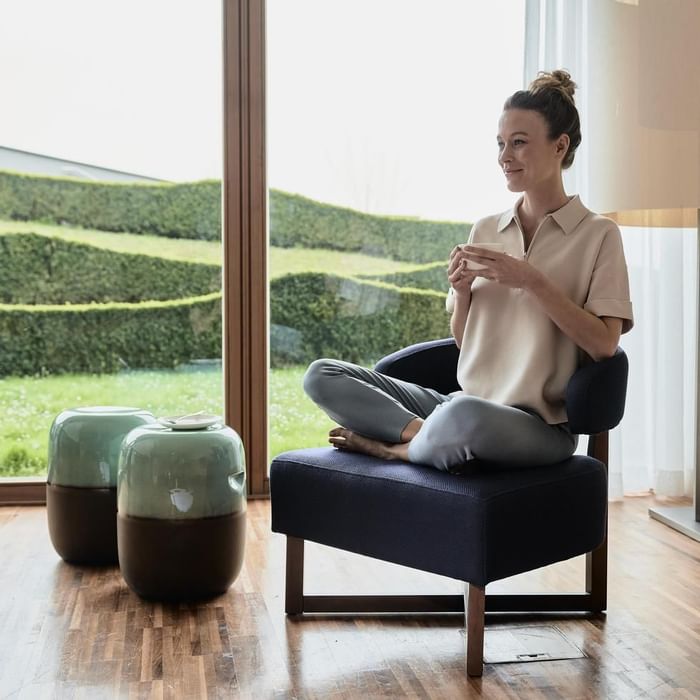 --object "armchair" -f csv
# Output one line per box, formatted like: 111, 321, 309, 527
270, 338, 628, 676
